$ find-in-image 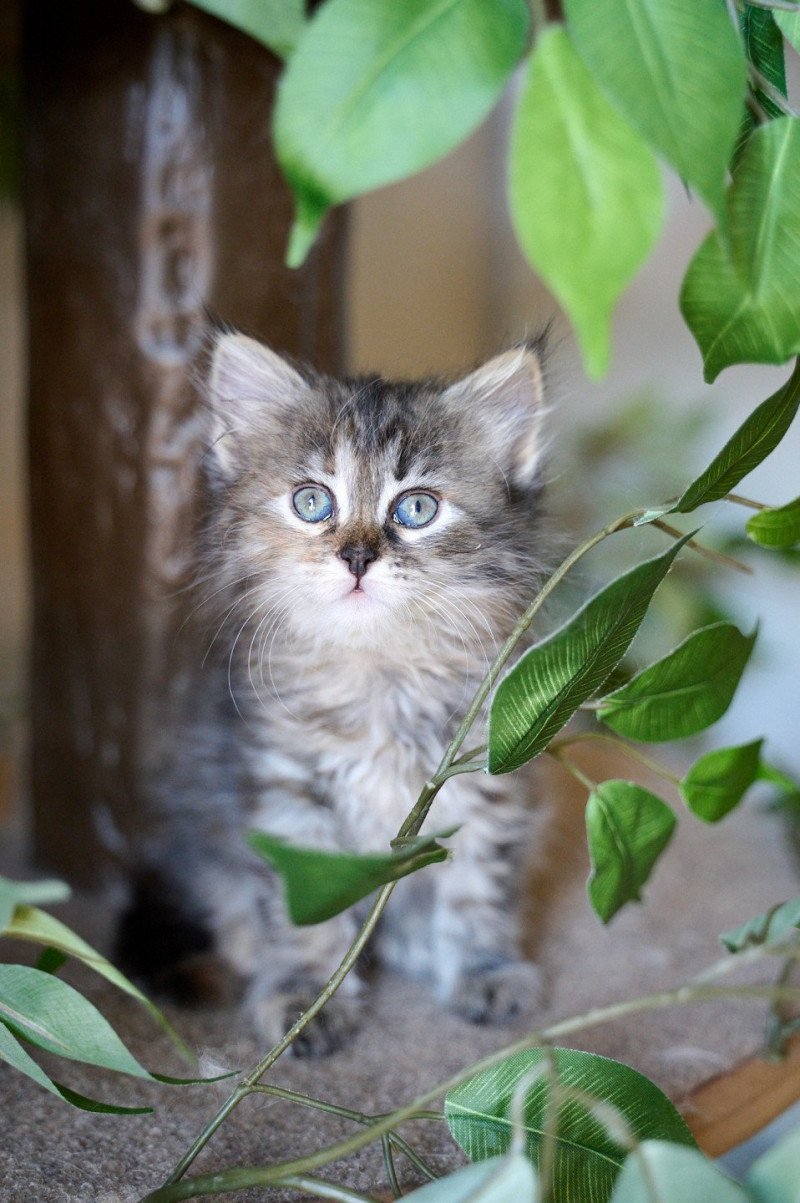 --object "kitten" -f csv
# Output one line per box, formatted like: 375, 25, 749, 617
121, 332, 551, 1054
